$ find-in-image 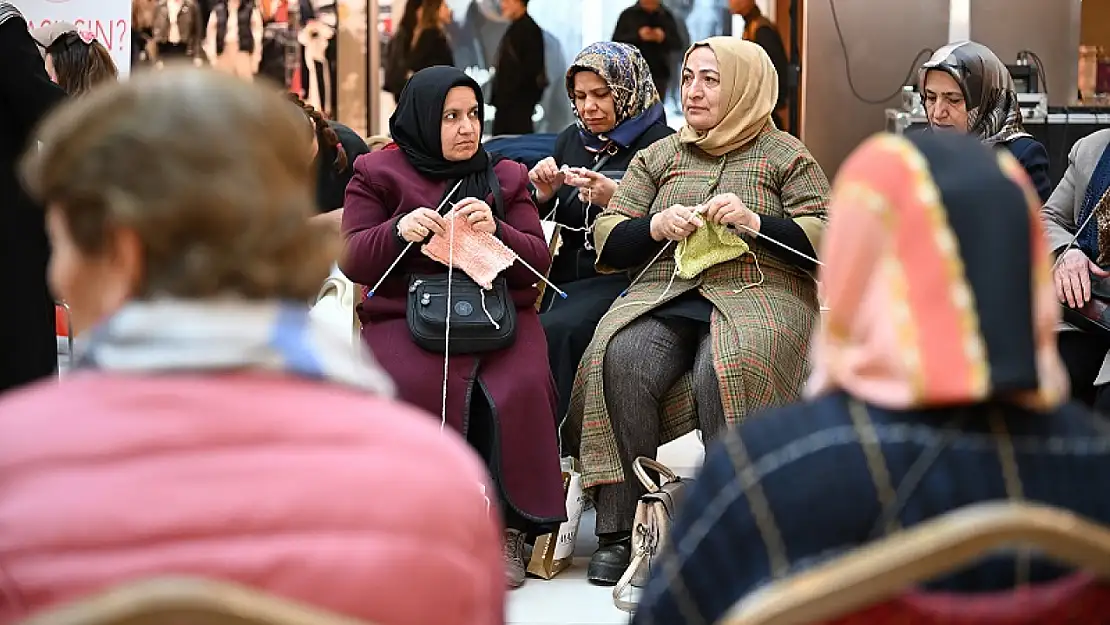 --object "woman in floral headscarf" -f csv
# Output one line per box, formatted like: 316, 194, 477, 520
920, 41, 1052, 201
530, 41, 674, 423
